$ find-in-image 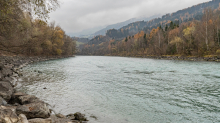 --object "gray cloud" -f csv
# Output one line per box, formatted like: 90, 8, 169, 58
49, 0, 211, 36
